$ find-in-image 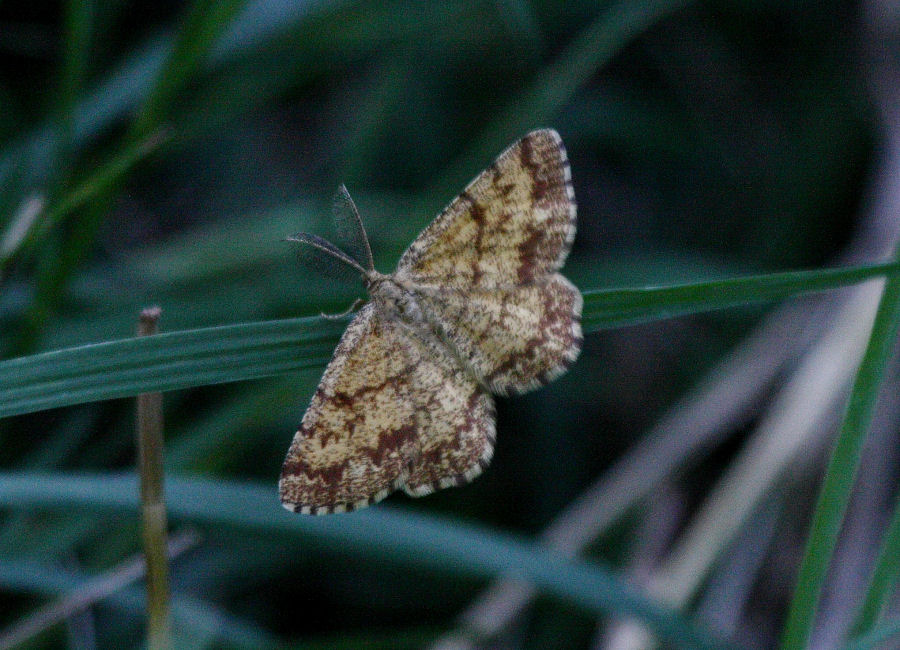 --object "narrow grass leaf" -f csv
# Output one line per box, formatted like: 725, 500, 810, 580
58, 0, 94, 137
2, 262, 900, 418
582, 262, 900, 330
432, 0, 693, 196
0, 0, 383, 193
845, 618, 900, 650
0, 316, 345, 418
129, 0, 249, 140
0, 132, 167, 267
0, 559, 278, 648
852, 489, 900, 635
0, 472, 737, 650
779, 275, 900, 649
